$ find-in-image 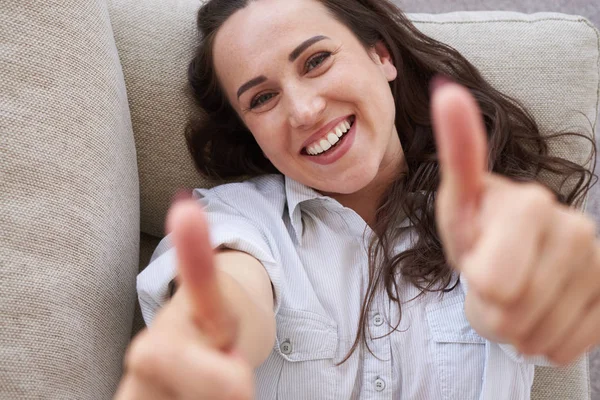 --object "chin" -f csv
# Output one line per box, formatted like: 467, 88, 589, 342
312, 169, 379, 195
